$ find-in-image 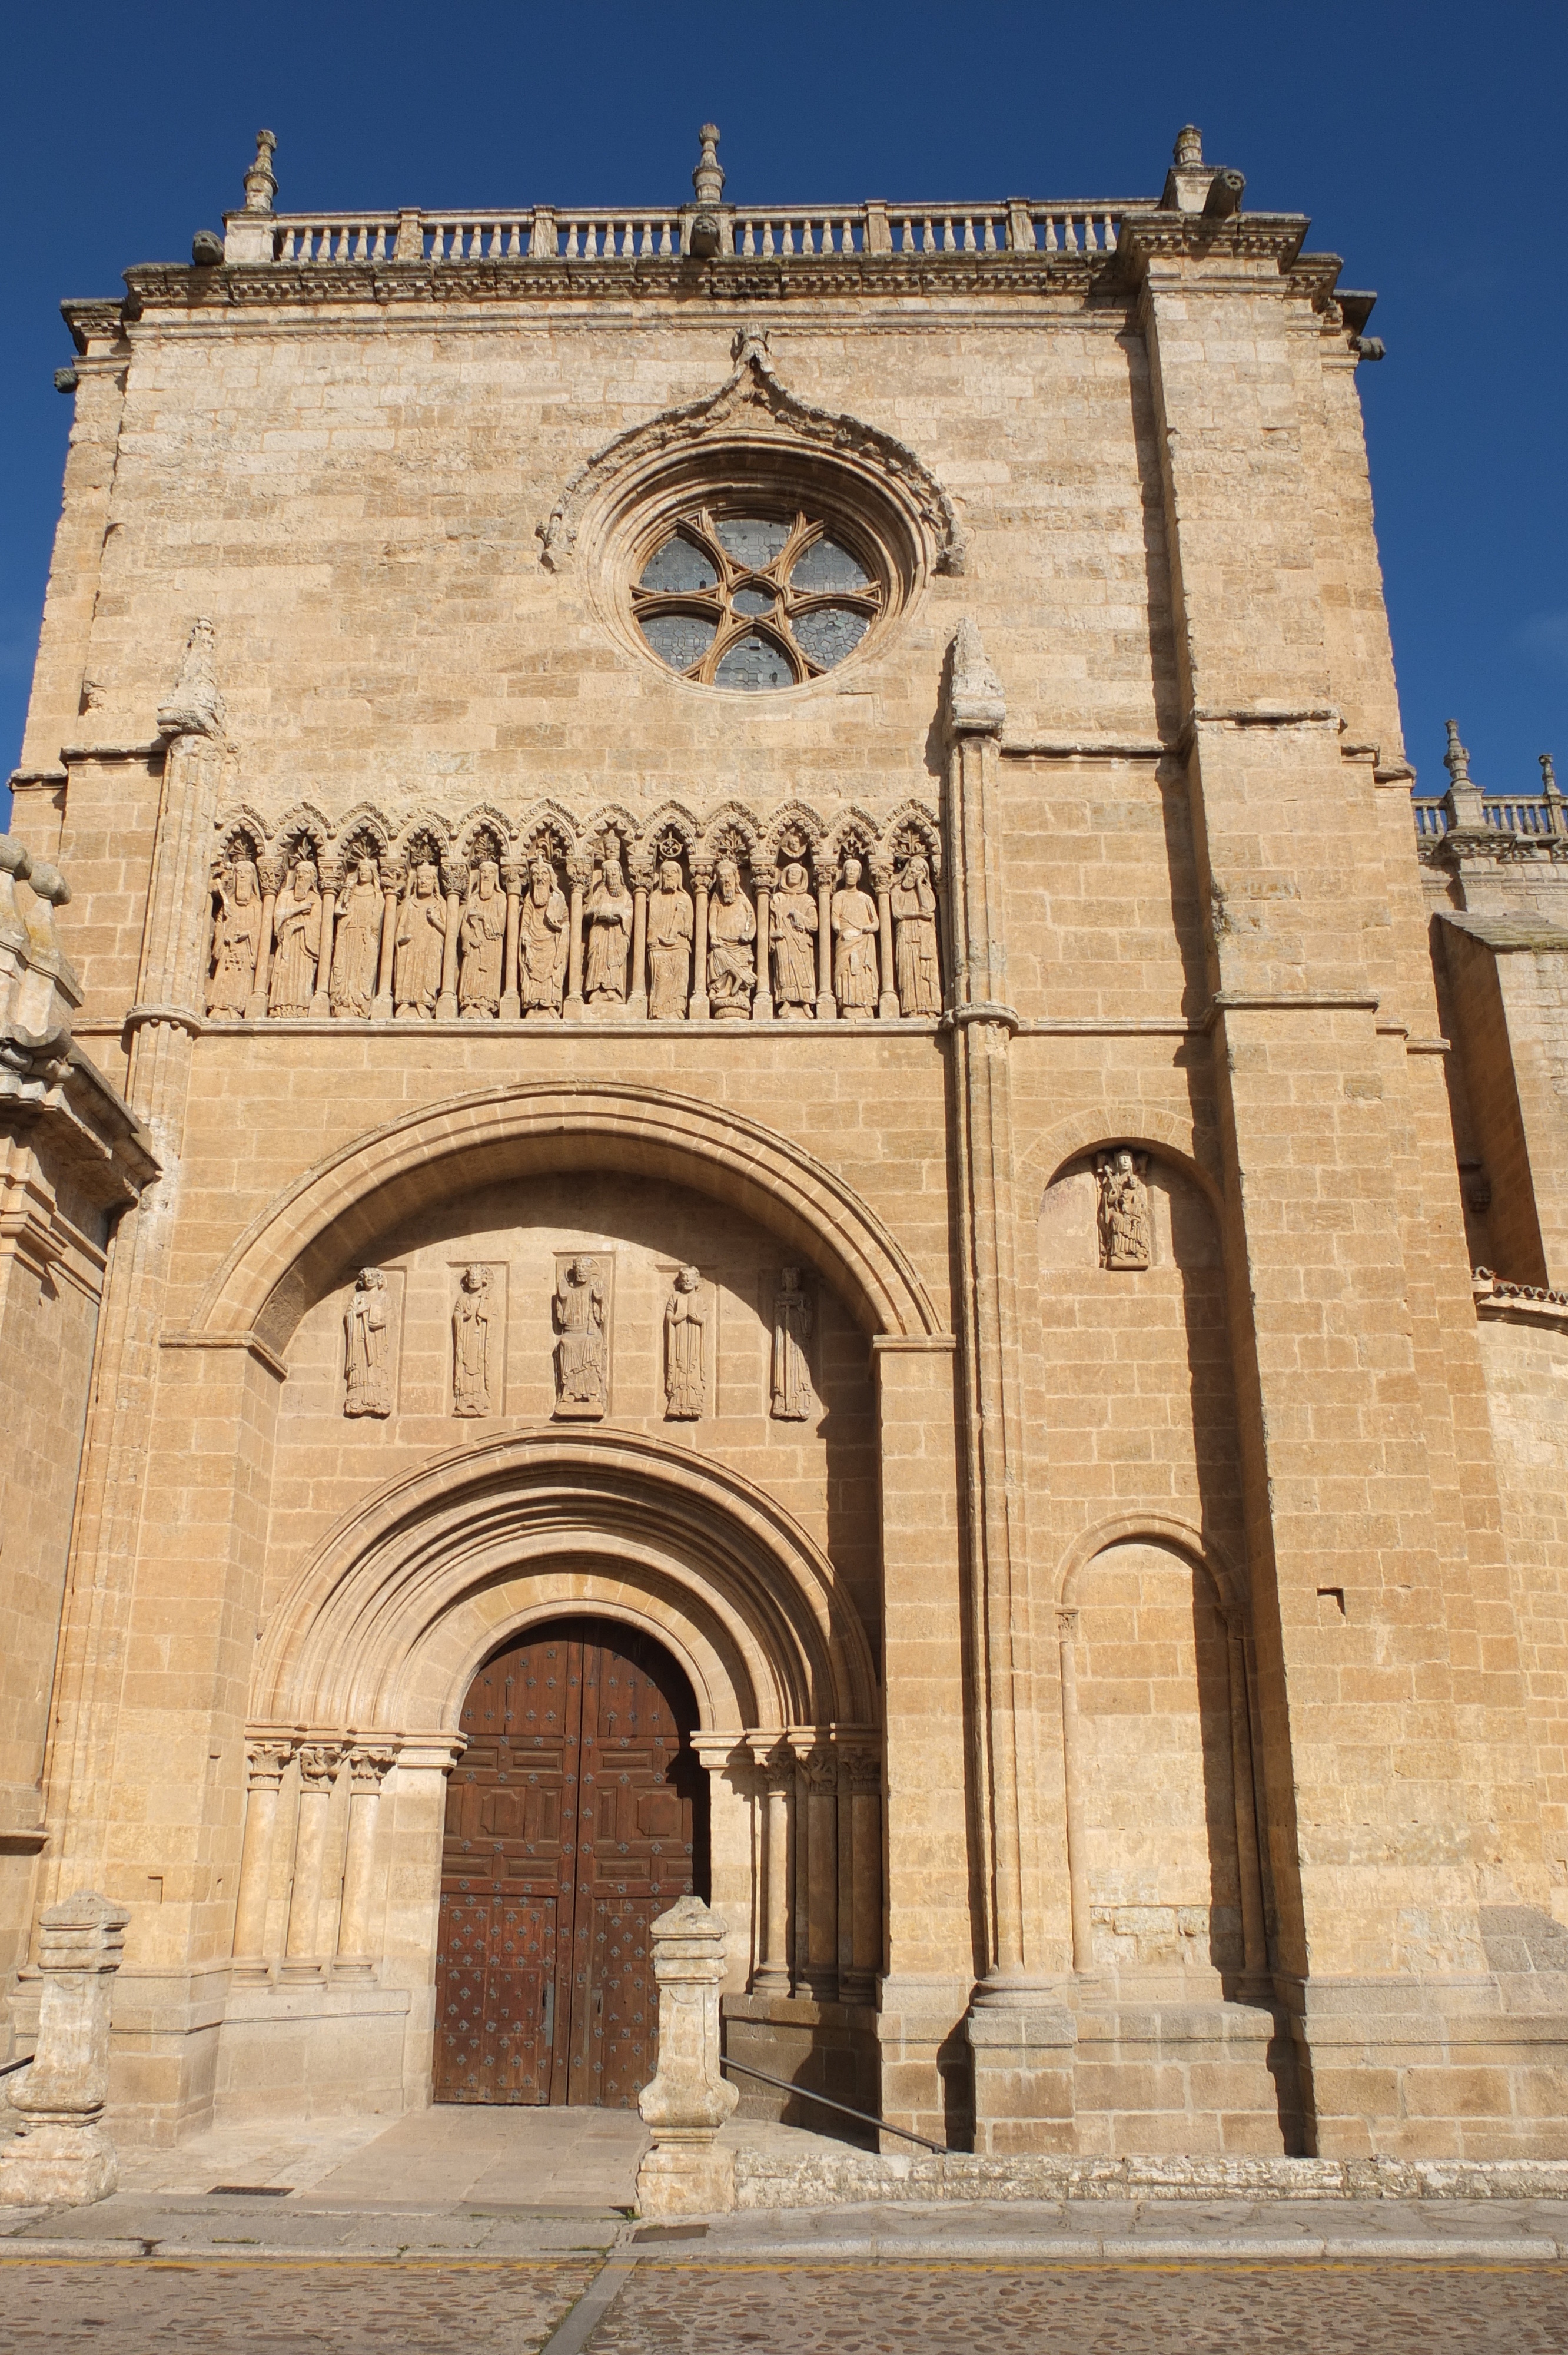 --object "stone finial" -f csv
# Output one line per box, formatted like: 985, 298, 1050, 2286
1541, 753, 1559, 796
1174, 124, 1204, 165
948, 618, 1006, 737
244, 128, 278, 214
157, 618, 225, 741
0, 1891, 131, 2208
635, 1893, 738, 2218
1443, 718, 1471, 791
692, 122, 725, 208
